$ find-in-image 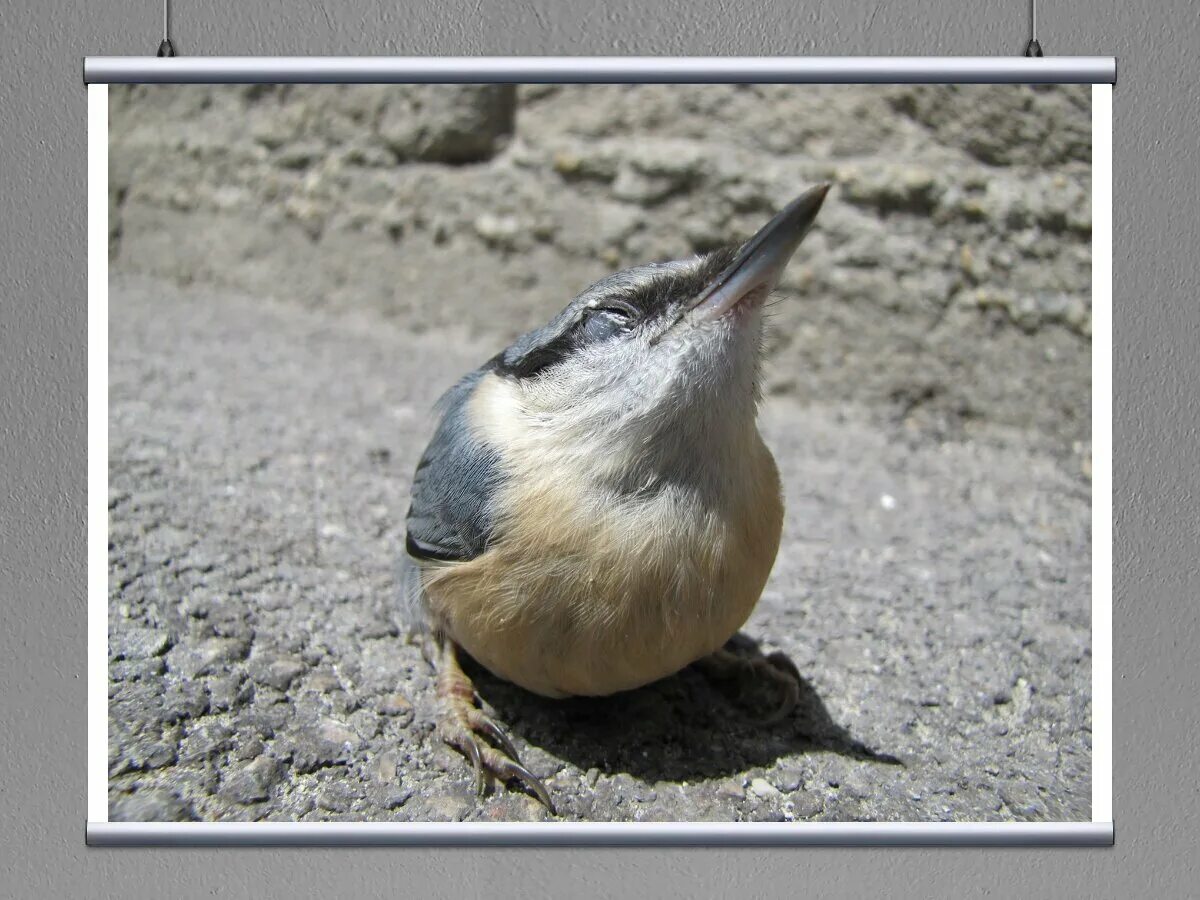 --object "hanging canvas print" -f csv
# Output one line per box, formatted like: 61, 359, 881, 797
86, 59, 1113, 844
